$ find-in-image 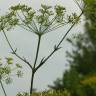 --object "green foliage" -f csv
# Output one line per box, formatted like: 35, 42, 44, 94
0, 57, 23, 84
66, 0, 96, 75
16, 90, 70, 96
16, 92, 30, 96
50, 0, 96, 96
